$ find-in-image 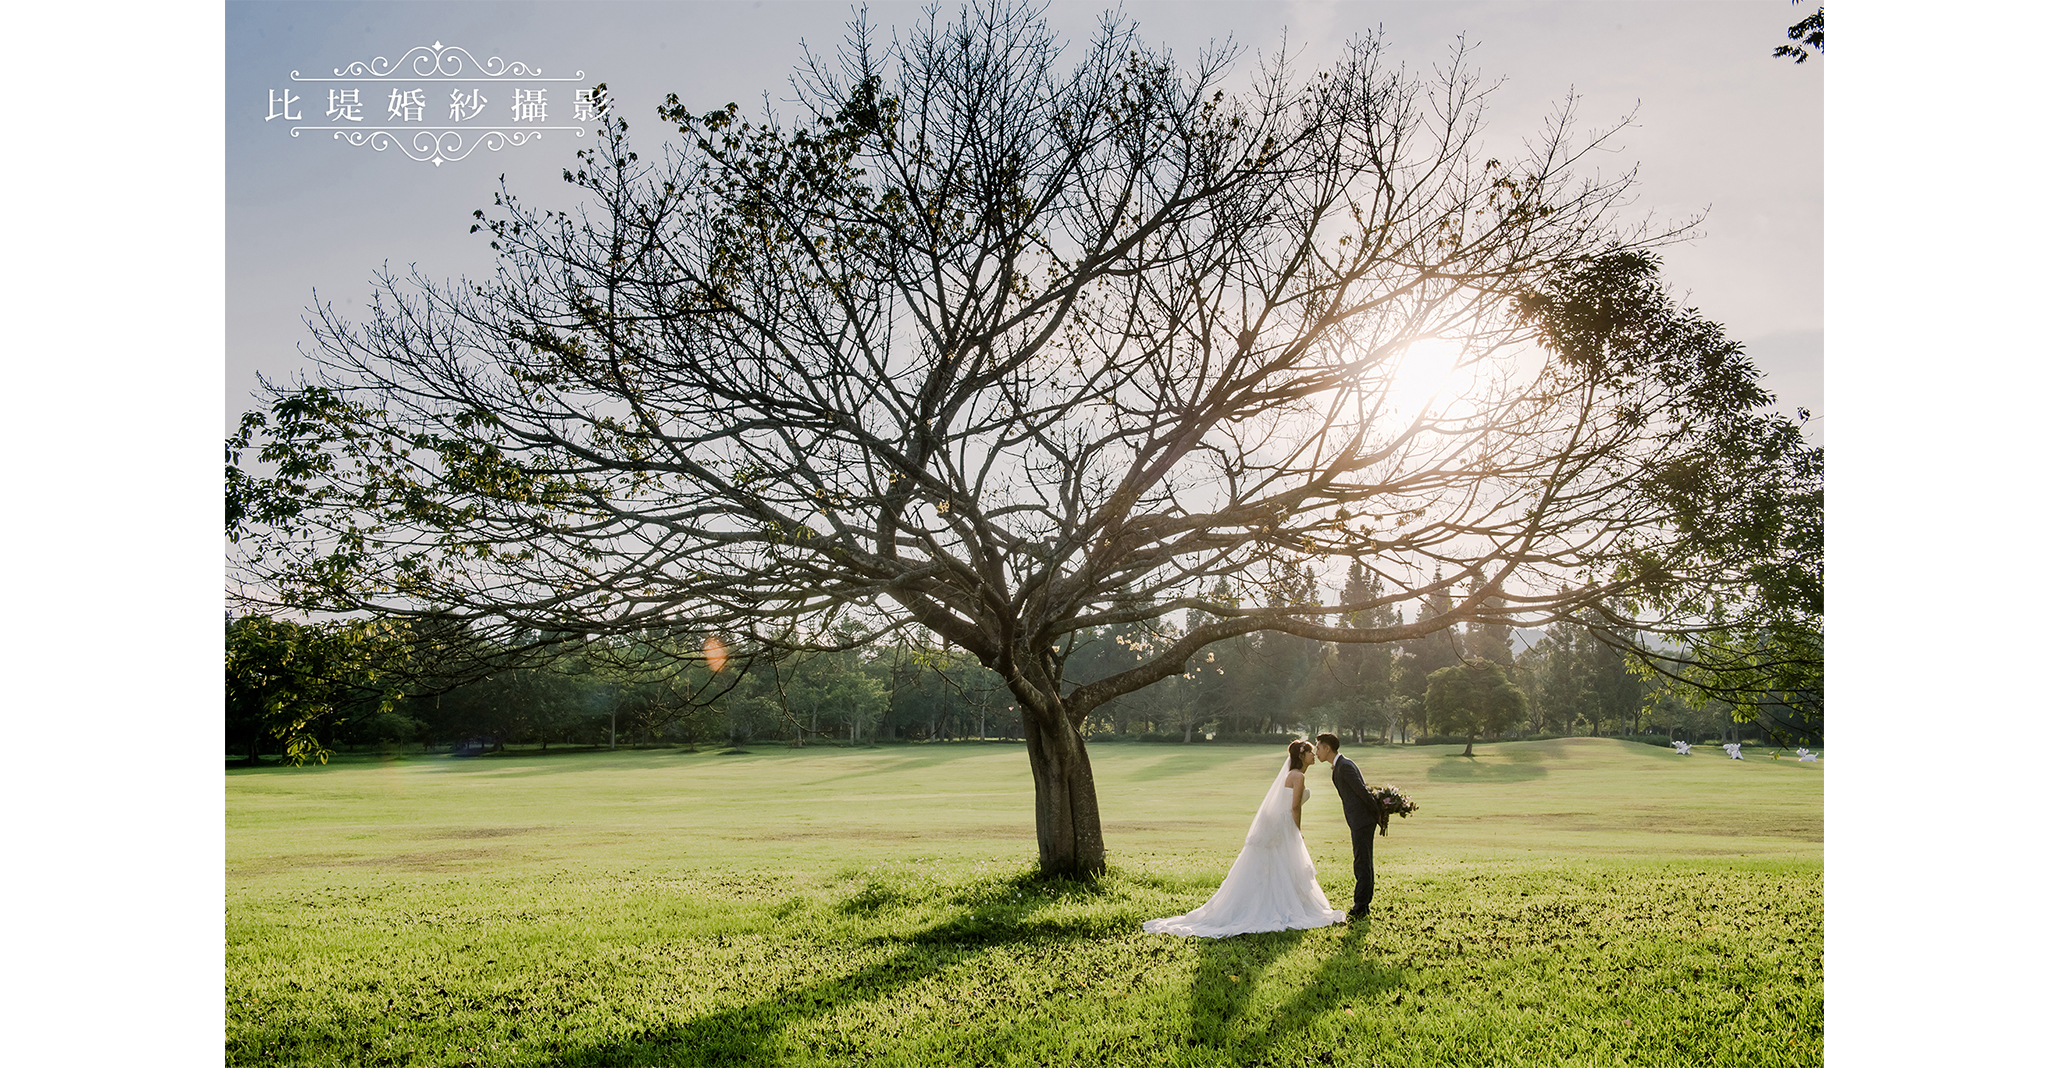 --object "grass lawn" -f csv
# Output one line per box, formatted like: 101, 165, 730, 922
227, 737, 1822, 1066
